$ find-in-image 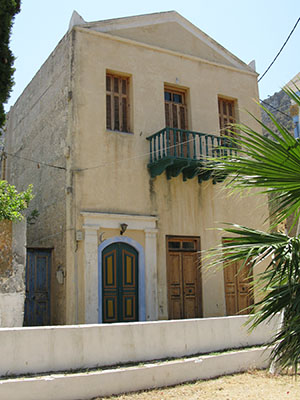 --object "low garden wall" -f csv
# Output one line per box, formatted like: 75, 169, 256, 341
0, 314, 281, 377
